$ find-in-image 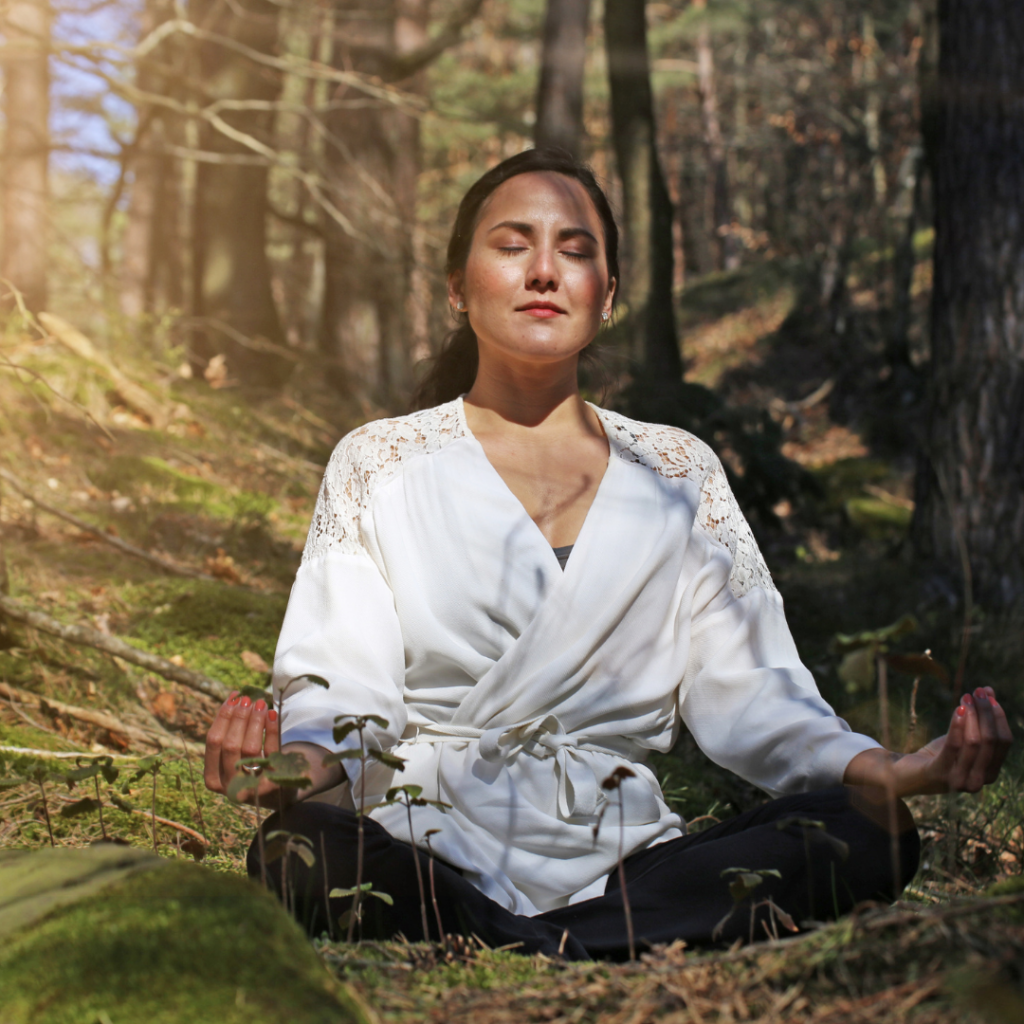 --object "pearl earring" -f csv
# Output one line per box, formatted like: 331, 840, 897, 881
601, 311, 610, 322
456, 301, 466, 312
